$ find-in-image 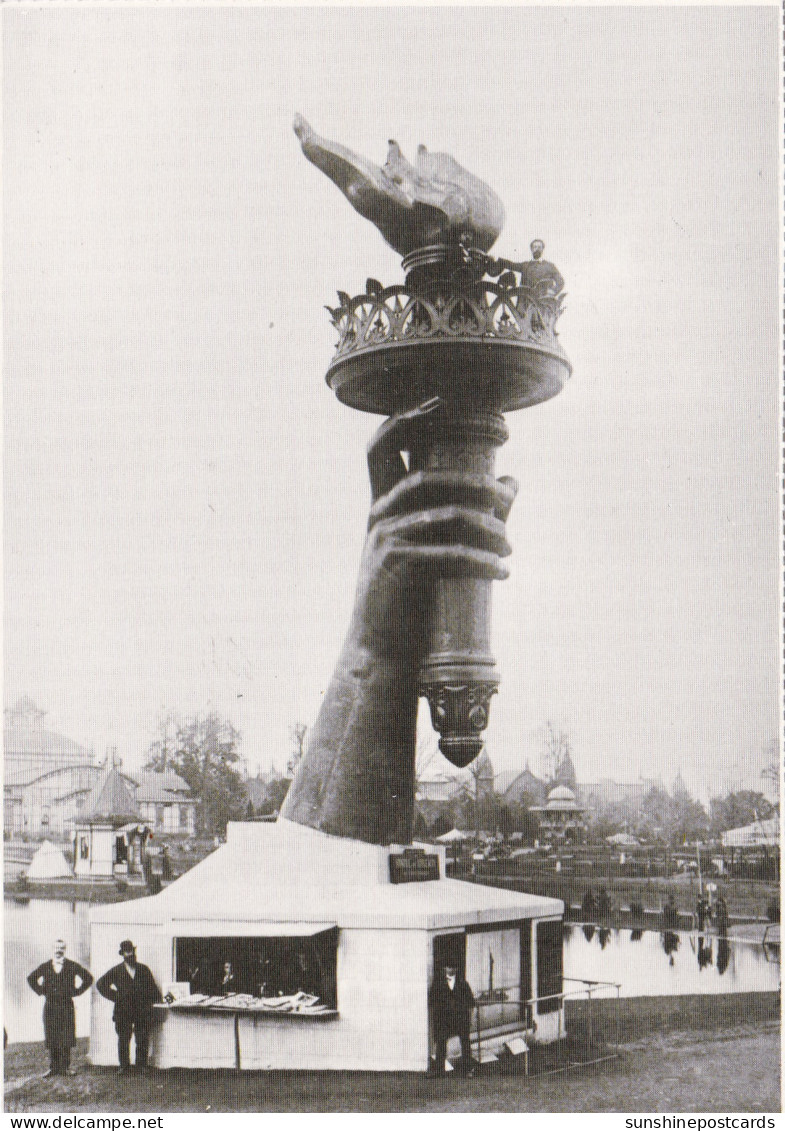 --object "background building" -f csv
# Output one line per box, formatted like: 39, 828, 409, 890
4, 698, 195, 839
530, 785, 588, 847
133, 770, 196, 836
4, 698, 99, 837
